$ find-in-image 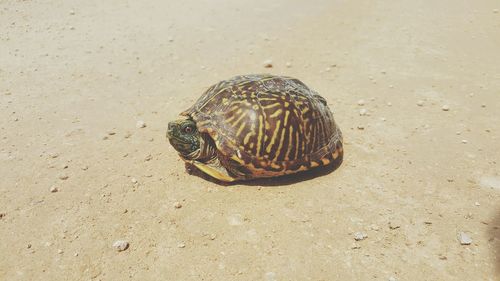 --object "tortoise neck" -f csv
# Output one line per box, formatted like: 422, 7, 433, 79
195, 133, 218, 162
